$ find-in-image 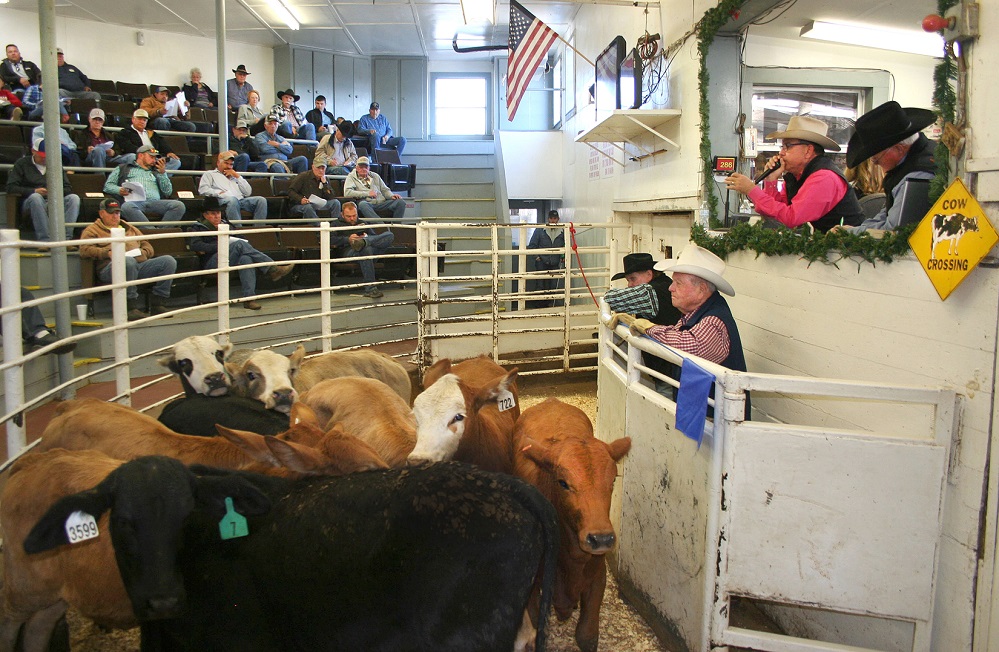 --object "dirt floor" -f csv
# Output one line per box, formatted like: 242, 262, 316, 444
52, 371, 669, 651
